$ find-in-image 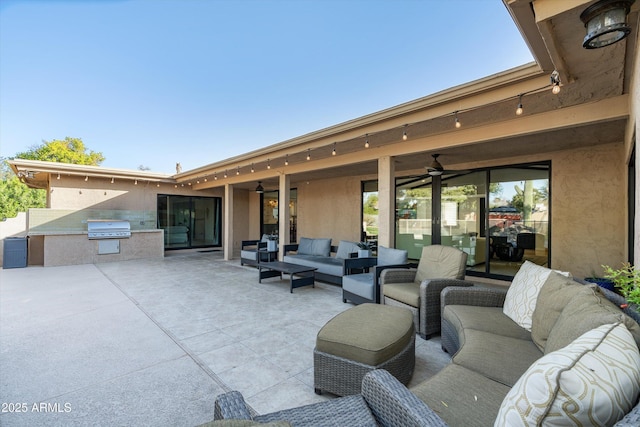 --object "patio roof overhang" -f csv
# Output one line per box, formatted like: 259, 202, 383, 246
8, 159, 176, 190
